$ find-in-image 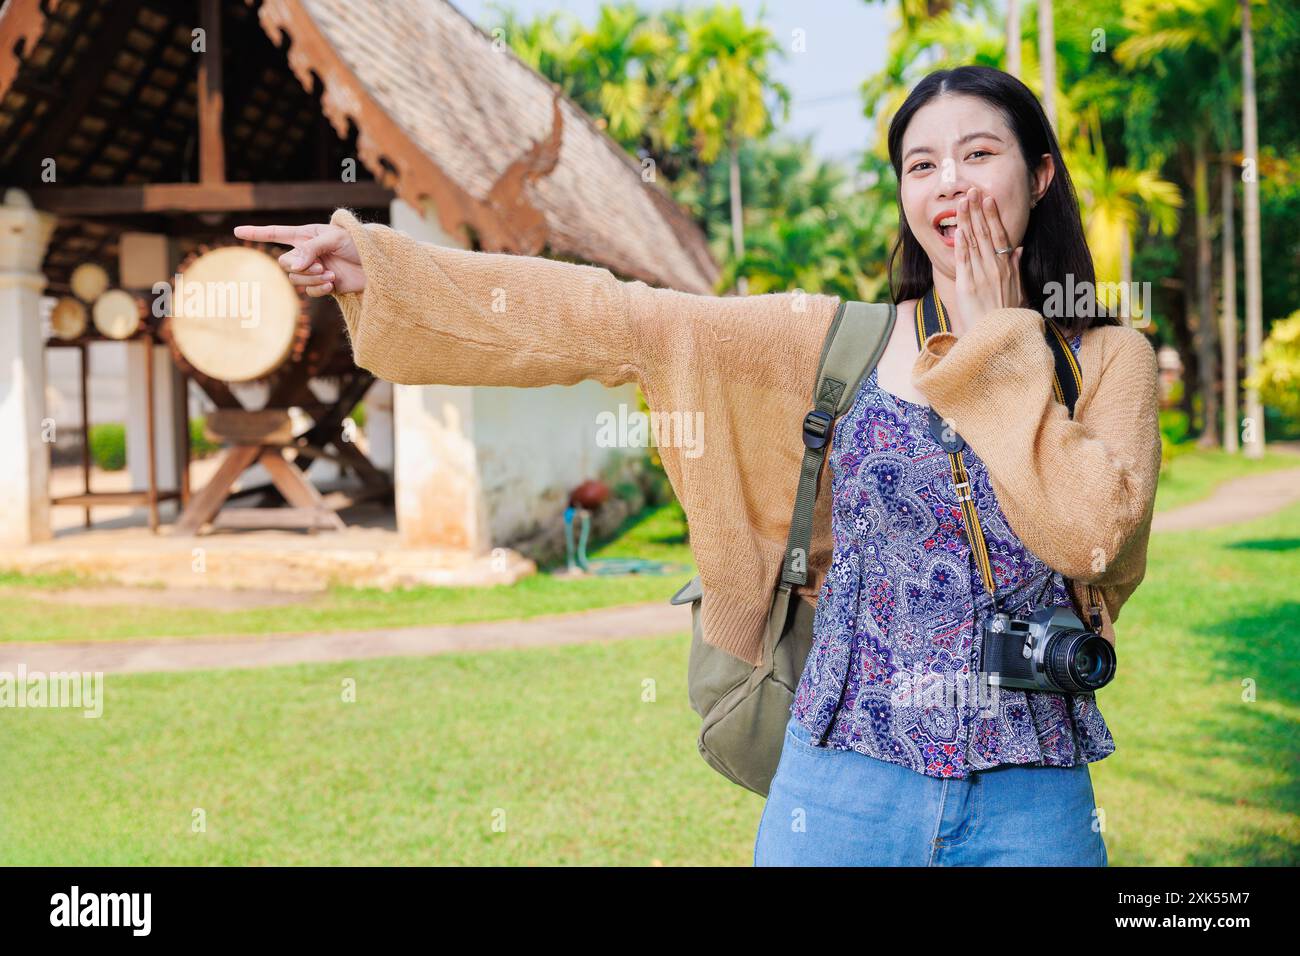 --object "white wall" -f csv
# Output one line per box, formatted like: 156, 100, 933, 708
388, 197, 646, 551
473, 381, 641, 544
